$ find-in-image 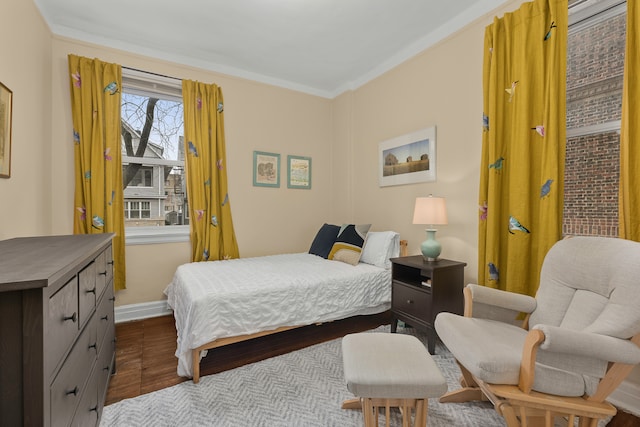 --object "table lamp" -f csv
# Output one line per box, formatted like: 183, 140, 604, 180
412, 195, 448, 261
